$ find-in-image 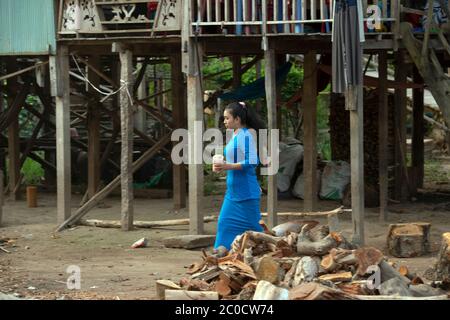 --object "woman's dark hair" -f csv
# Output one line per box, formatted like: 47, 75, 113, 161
224, 102, 266, 133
